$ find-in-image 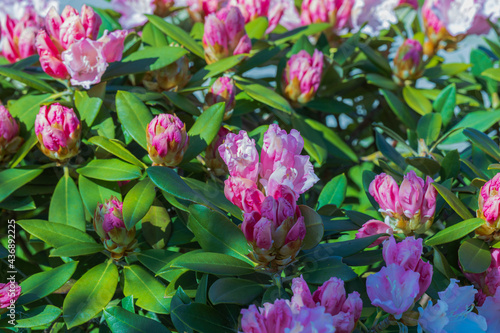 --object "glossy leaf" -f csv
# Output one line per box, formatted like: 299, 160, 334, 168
432, 183, 474, 220
417, 113, 442, 145
17, 220, 95, 248
171, 303, 233, 333
16, 305, 62, 328
77, 159, 142, 181
123, 178, 156, 229
49, 172, 86, 231
299, 205, 324, 250
403, 86, 432, 116
426, 218, 485, 246
317, 174, 347, 209
236, 81, 293, 114
169, 251, 255, 275
50, 243, 104, 257
104, 307, 171, 333
63, 261, 119, 328
459, 238, 491, 274
115, 90, 153, 149
89, 136, 146, 168
0, 168, 42, 203
79, 175, 122, 215
0, 66, 55, 92
209, 278, 264, 305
